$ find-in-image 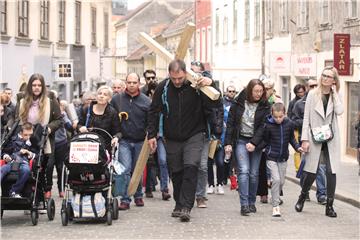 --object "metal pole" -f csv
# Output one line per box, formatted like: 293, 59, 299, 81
261, 0, 265, 75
